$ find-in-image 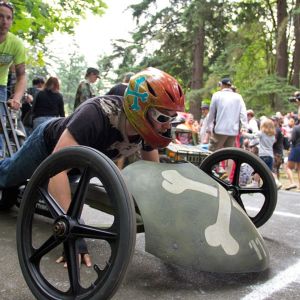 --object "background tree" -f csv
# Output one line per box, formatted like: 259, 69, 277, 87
292, 0, 300, 87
